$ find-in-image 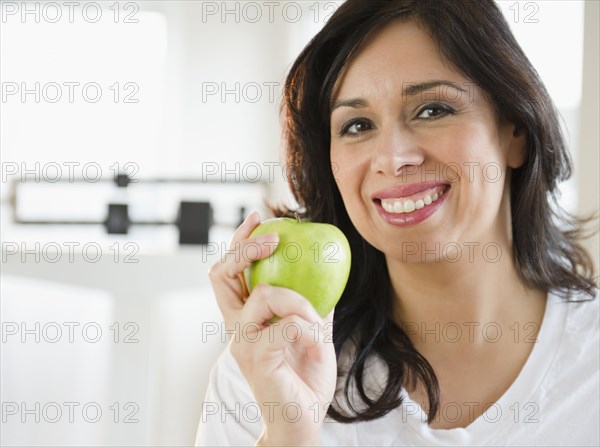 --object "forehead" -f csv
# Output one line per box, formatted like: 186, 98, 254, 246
333, 20, 466, 98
